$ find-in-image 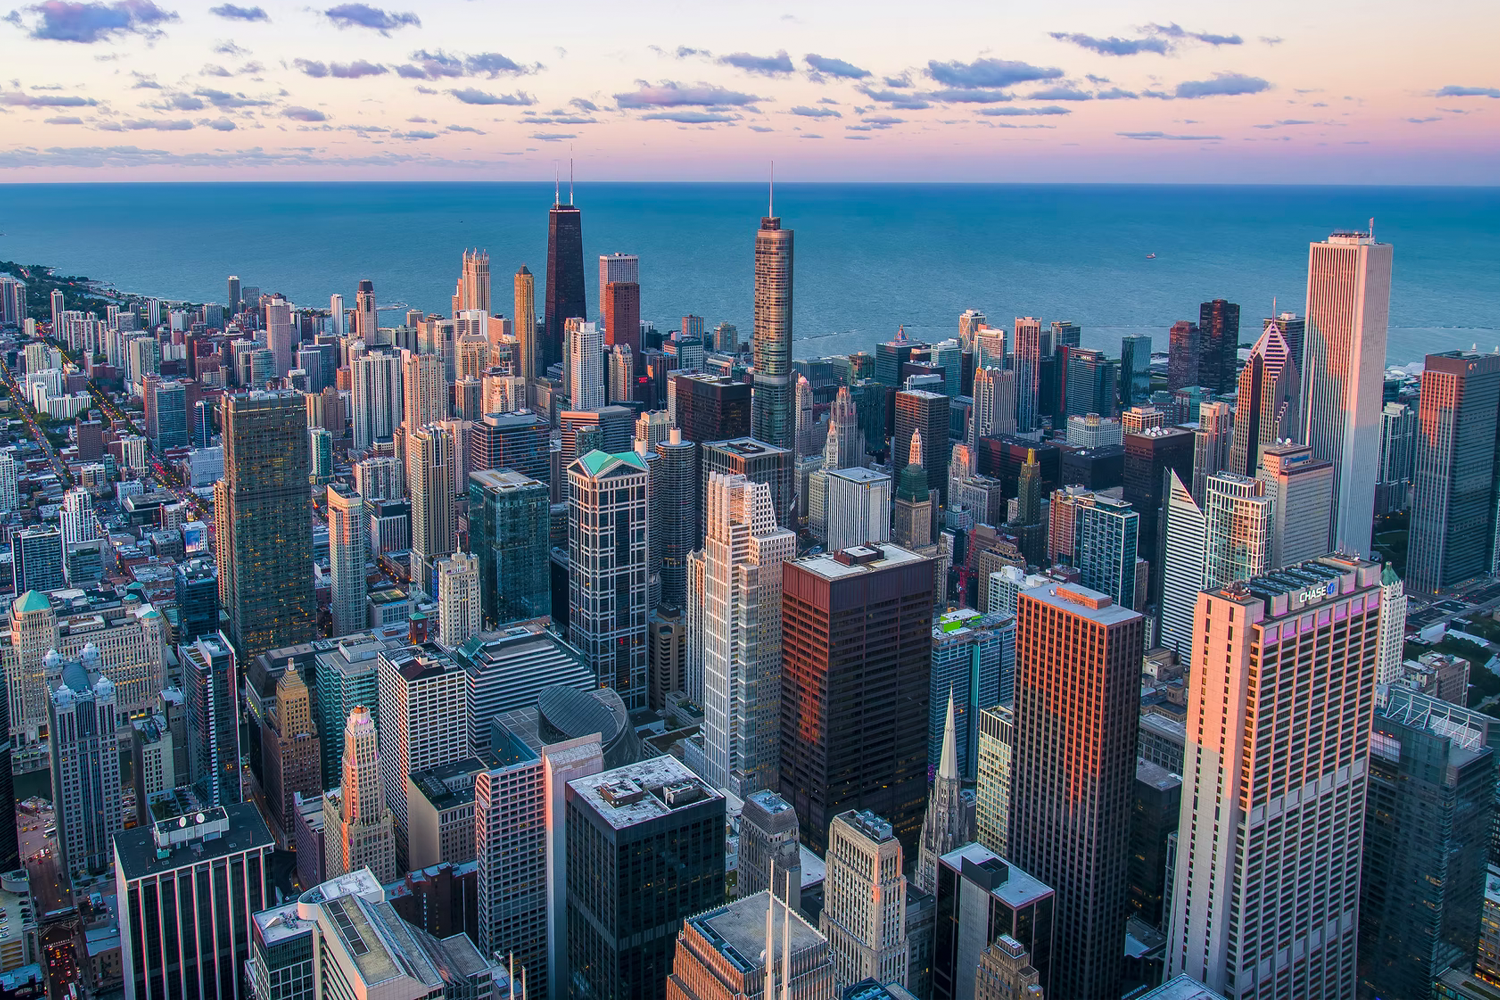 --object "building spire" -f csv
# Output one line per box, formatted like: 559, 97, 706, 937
769, 159, 774, 217
570, 154, 575, 205
554, 161, 560, 206
939, 687, 959, 781
909, 427, 924, 469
